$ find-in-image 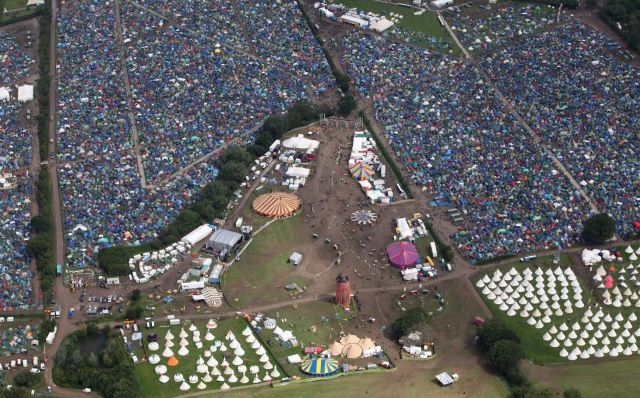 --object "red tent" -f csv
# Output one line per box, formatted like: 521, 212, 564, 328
604, 274, 614, 289
386, 241, 419, 269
